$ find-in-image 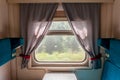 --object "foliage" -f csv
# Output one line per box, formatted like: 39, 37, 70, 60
35, 51, 85, 61
35, 21, 86, 62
